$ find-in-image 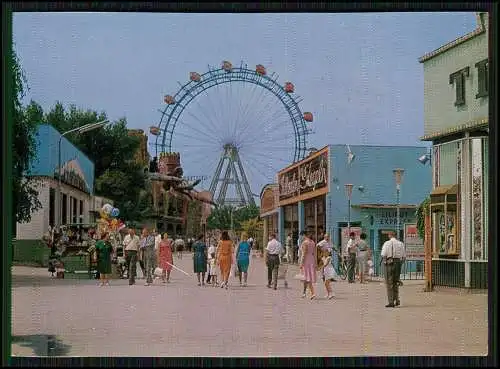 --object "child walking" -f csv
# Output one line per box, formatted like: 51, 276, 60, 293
320, 248, 335, 299
207, 245, 218, 287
